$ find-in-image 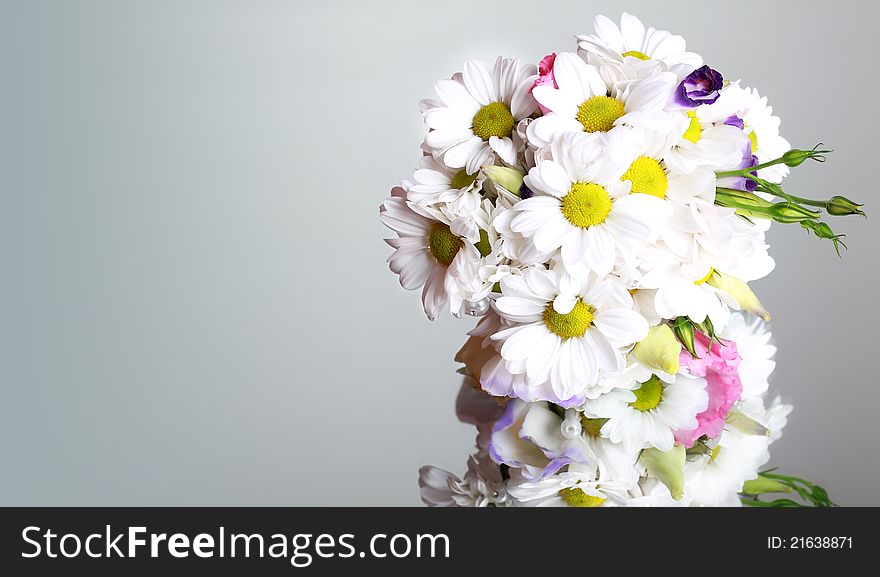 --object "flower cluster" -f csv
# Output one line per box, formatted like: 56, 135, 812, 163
381, 13, 863, 506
